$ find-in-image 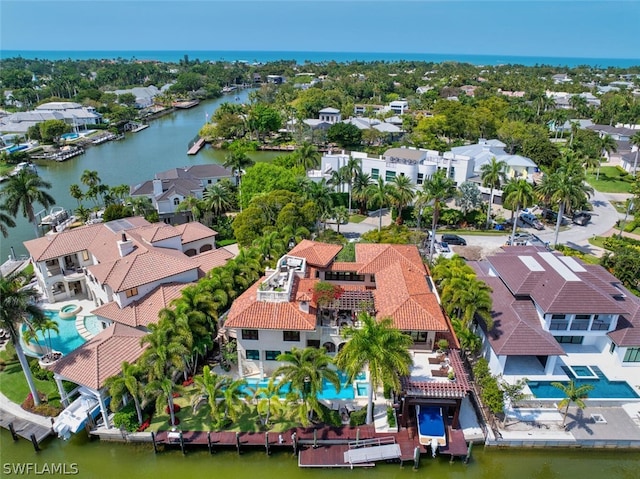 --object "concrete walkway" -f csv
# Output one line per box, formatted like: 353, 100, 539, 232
0, 391, 55, 429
